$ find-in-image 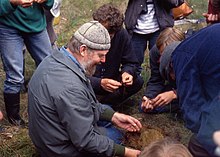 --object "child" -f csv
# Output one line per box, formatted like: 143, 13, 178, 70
139, 137, 192, 157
